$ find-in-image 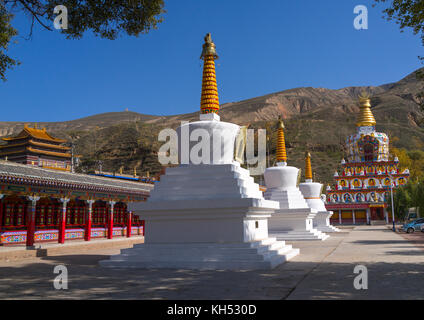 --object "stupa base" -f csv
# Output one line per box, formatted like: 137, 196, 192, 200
99, 238, 299, 270
100, 163, 300, 270
269, 209, 329, 241
314, 211, 341, 233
